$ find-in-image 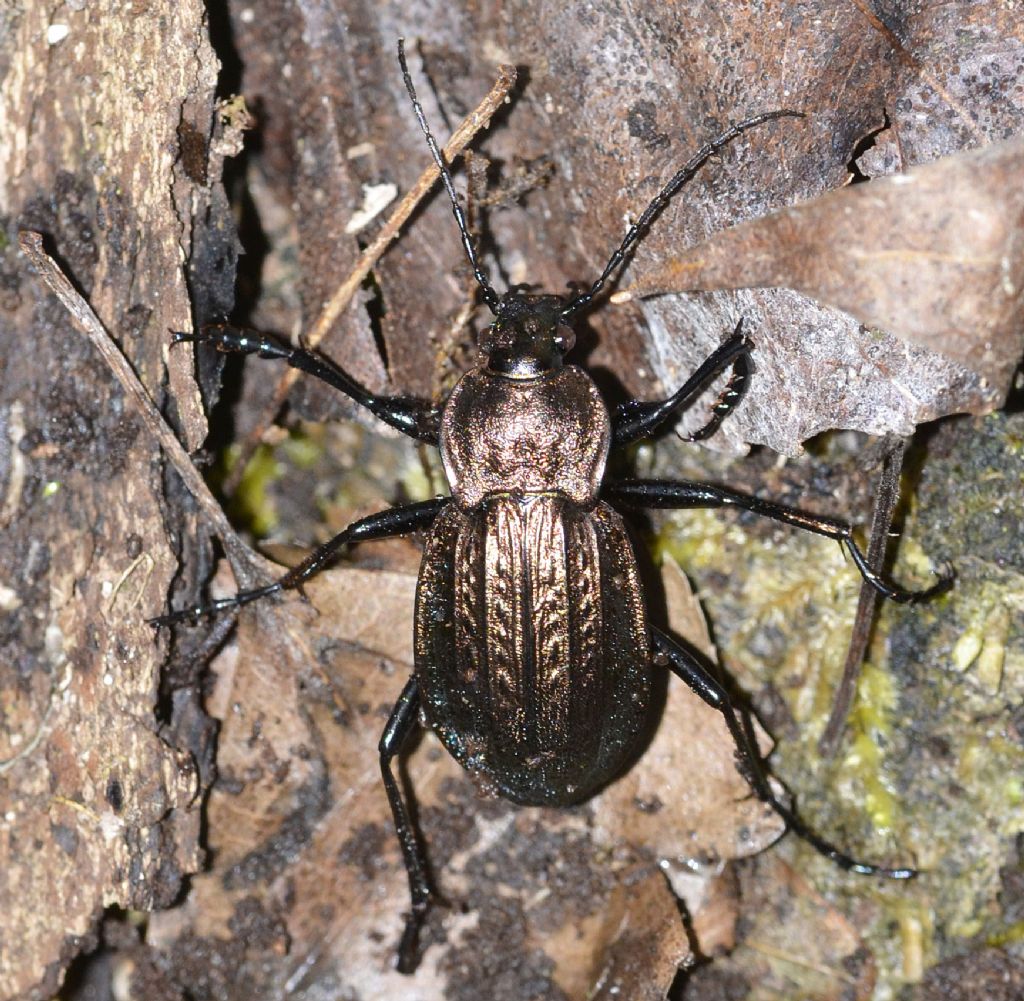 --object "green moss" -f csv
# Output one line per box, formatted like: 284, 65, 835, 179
225, 442, 282, 538
280, 429, 325, 471
841, 662, 900, 833
1004, 774, 1024, 809
844, 732, 897, 832
987, 920, 1024, 947
655, 507, 735, 572
400, 449, 442, 504
649, 414, 1024, 997
244, 419, 441, 542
